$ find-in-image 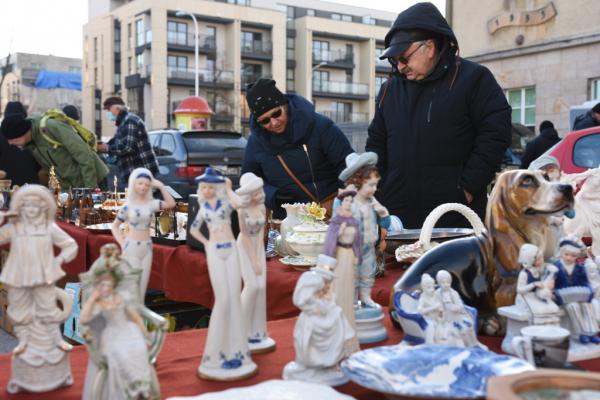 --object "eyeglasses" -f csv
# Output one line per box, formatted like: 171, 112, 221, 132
256, 107, 284, 126
390, 41, 426, 66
